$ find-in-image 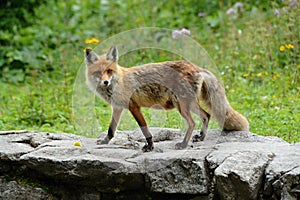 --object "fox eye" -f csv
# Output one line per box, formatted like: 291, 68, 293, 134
106, 69, 113, 74
93, 71, 102, 76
